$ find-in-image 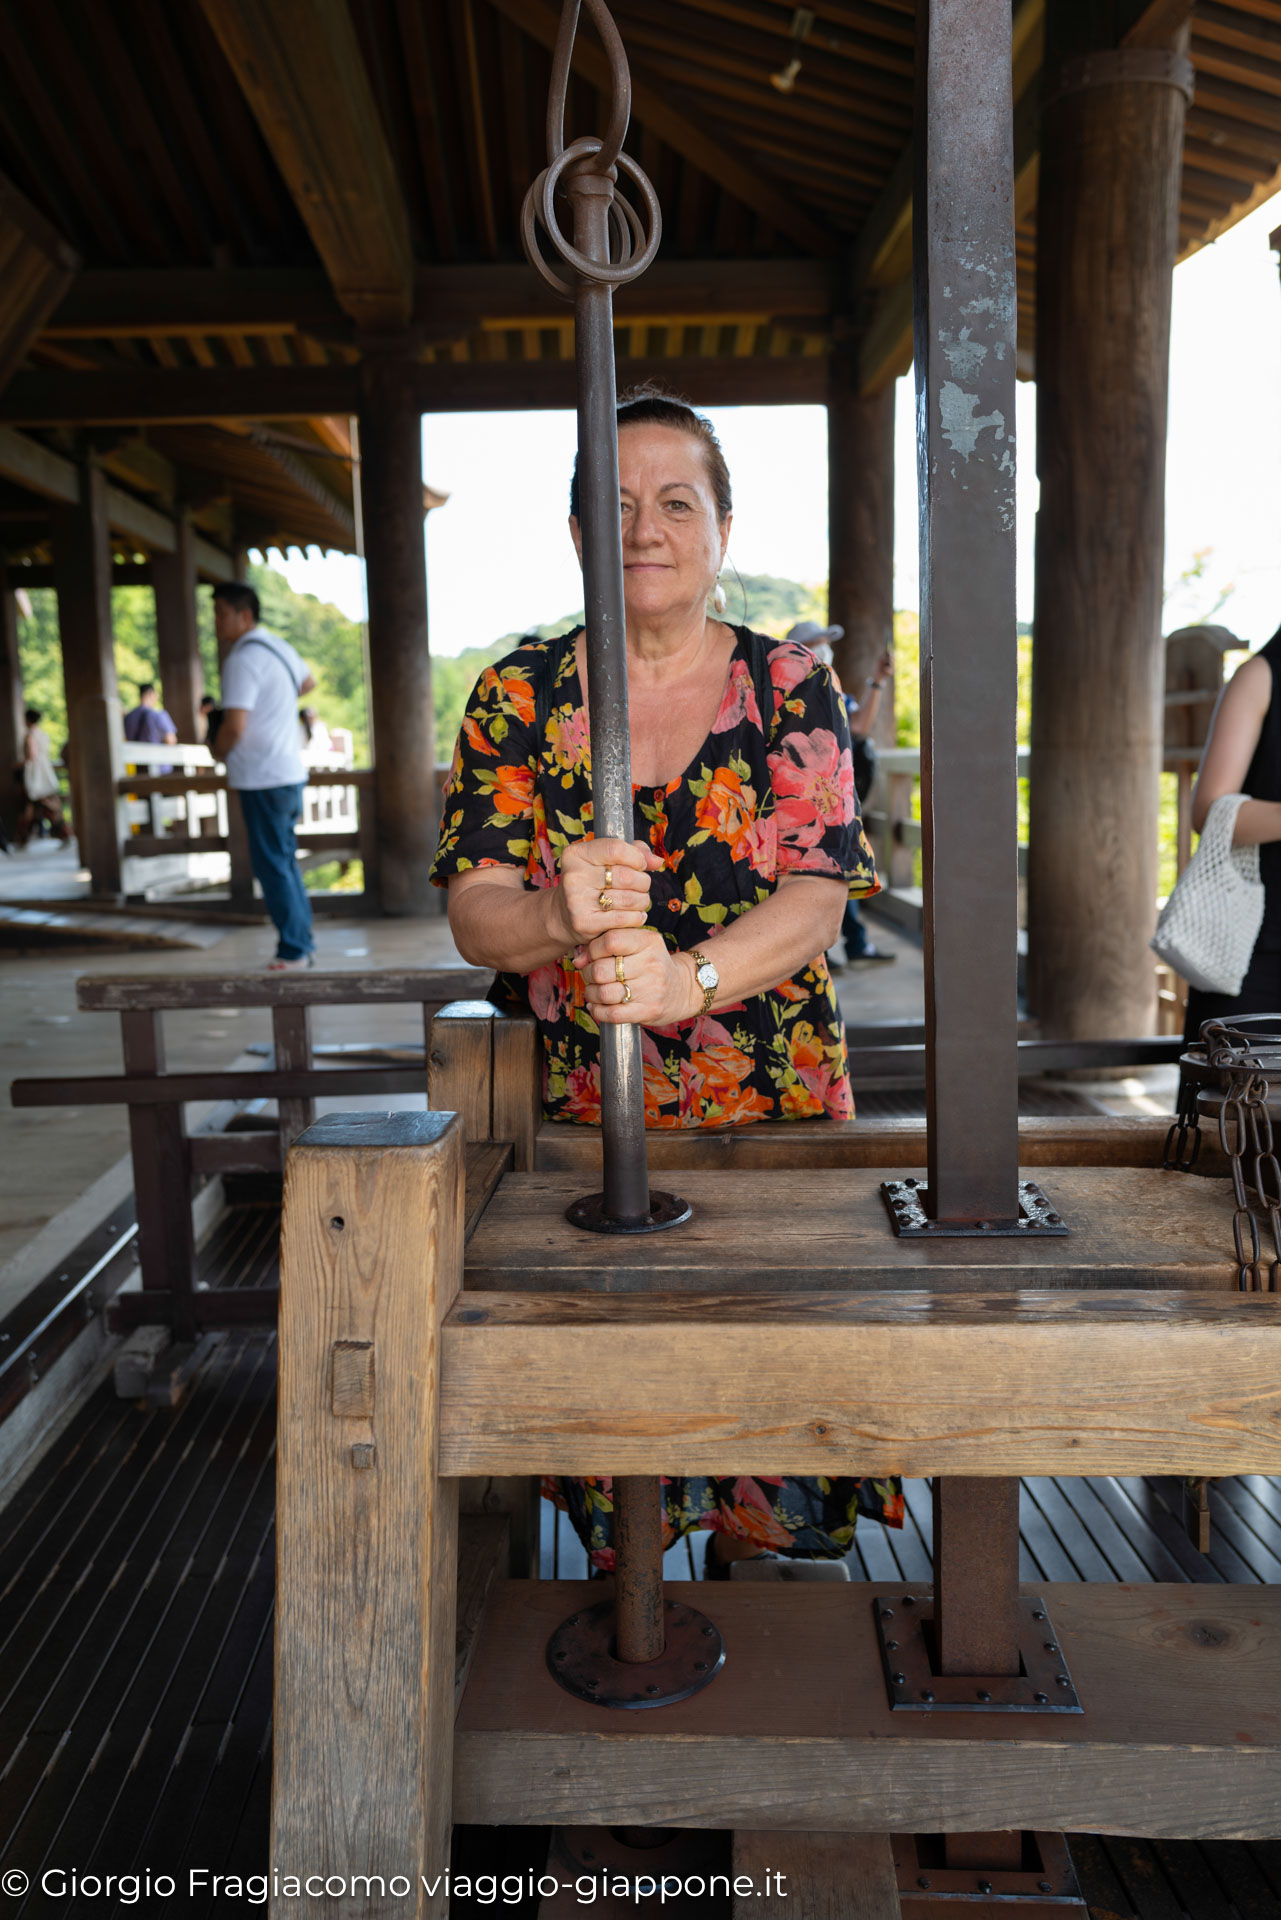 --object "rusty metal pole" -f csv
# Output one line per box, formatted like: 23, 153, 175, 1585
613, 1477, 666, 1663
